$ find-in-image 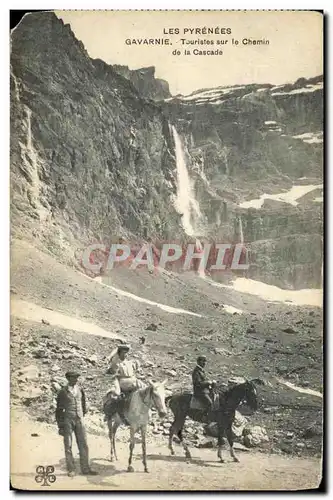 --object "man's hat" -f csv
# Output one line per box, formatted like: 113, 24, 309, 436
117, 344, 130, 353
197, 355, 207, 362
65, 371, 80, 379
